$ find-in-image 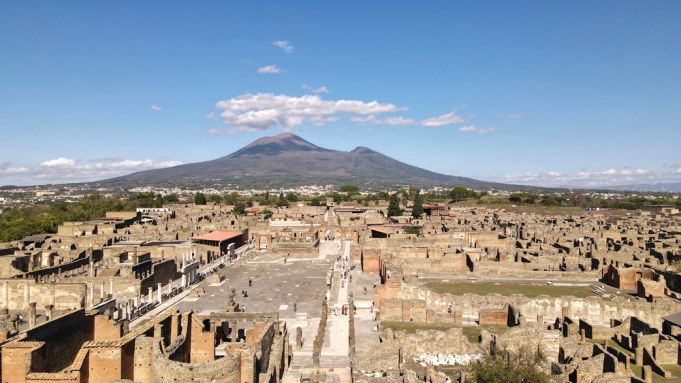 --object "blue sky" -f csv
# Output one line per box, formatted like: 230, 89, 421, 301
1, 1, 680, 187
